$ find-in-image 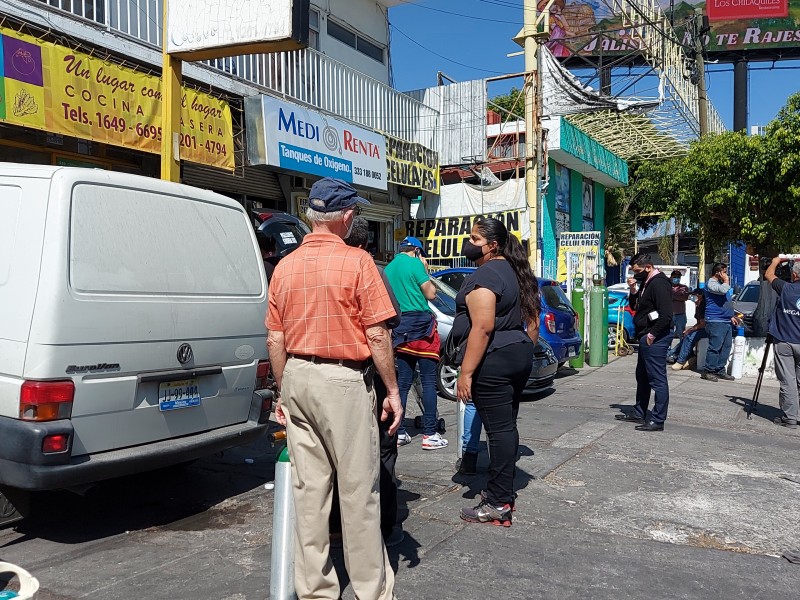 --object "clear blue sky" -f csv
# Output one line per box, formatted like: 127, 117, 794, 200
387, 0, 800, 130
